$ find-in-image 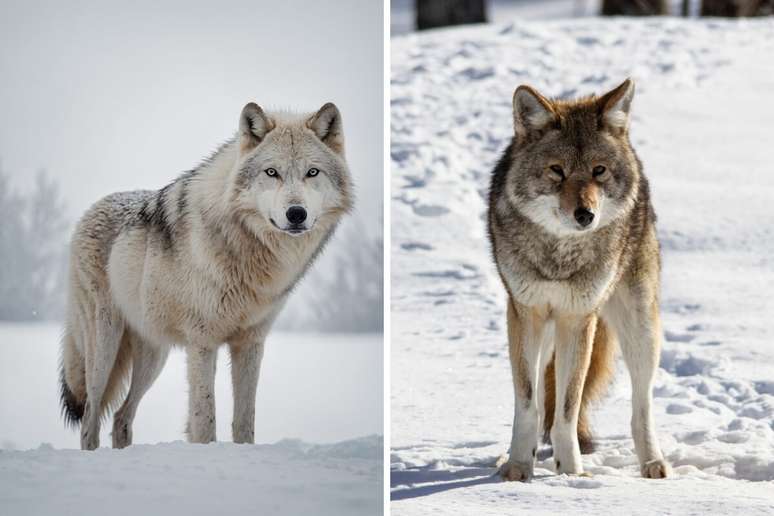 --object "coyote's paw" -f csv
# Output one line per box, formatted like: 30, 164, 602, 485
641, 459, 670, 479
499, 460, 534, 482
555, 458, 584, 476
